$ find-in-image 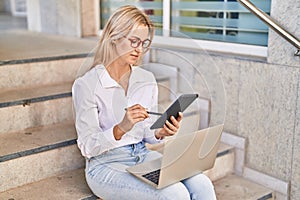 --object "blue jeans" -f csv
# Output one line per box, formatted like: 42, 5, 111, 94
85, 141, 217, 200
